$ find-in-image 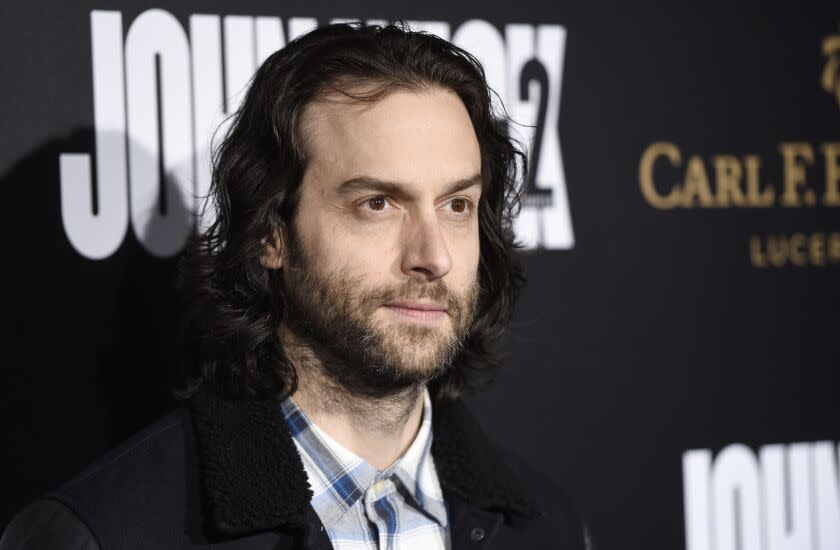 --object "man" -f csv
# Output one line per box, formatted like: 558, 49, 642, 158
2, 22, 590, 549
